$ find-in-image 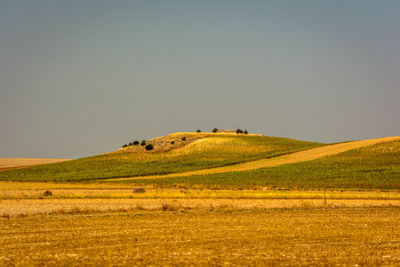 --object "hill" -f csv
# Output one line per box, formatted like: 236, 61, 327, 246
130, 137, 400, 189
108, 136, 399, 182
2, 132, 399, 190
0, 132, 321, 182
